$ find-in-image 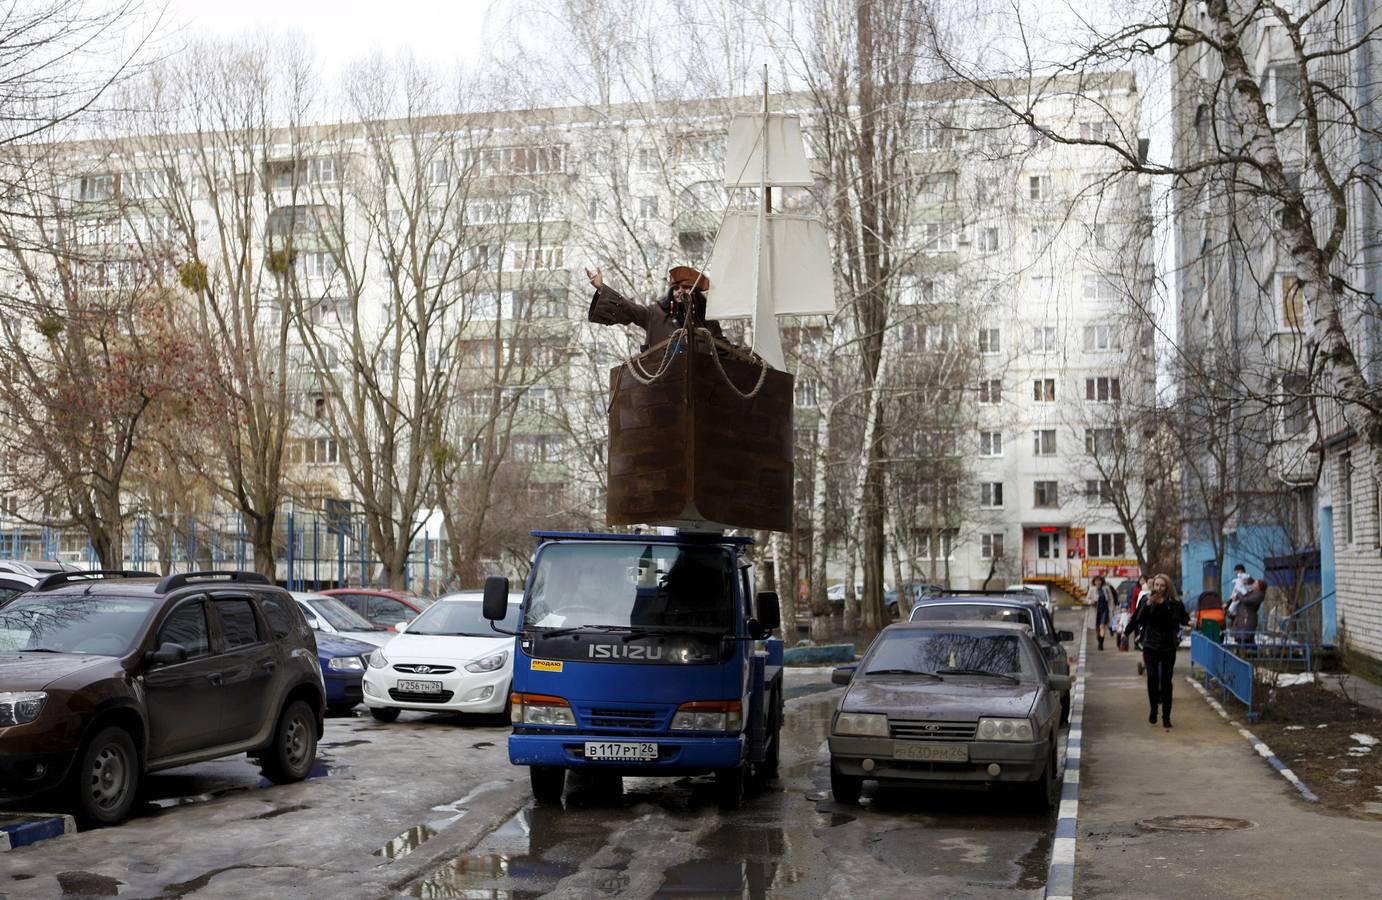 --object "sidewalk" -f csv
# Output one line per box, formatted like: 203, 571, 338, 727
1074, 635, 1382, 899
